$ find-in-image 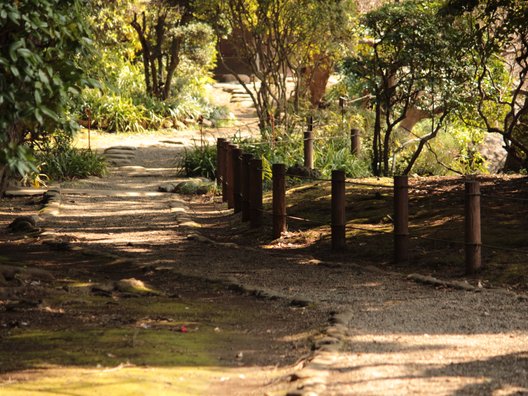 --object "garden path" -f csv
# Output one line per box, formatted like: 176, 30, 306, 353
2, 84, 528, 394
66, 125, 528, 395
